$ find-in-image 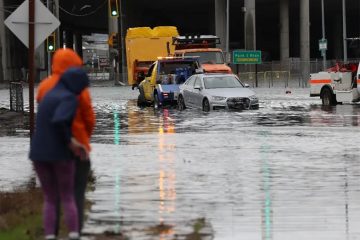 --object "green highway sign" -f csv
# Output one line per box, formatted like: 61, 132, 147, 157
233, 50, 262, 64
